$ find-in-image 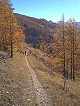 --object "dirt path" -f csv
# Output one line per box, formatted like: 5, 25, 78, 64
0, 54, 37, 106
25, 56, 53, 106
